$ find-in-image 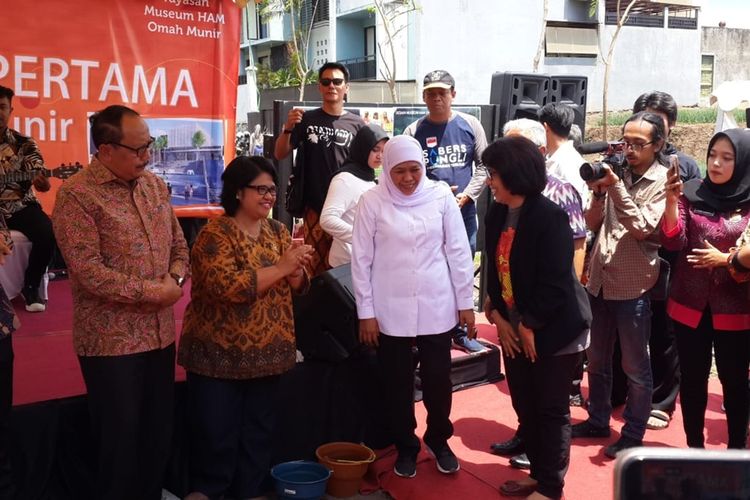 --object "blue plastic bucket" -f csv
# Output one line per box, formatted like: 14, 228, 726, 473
271, 460, 332, 499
